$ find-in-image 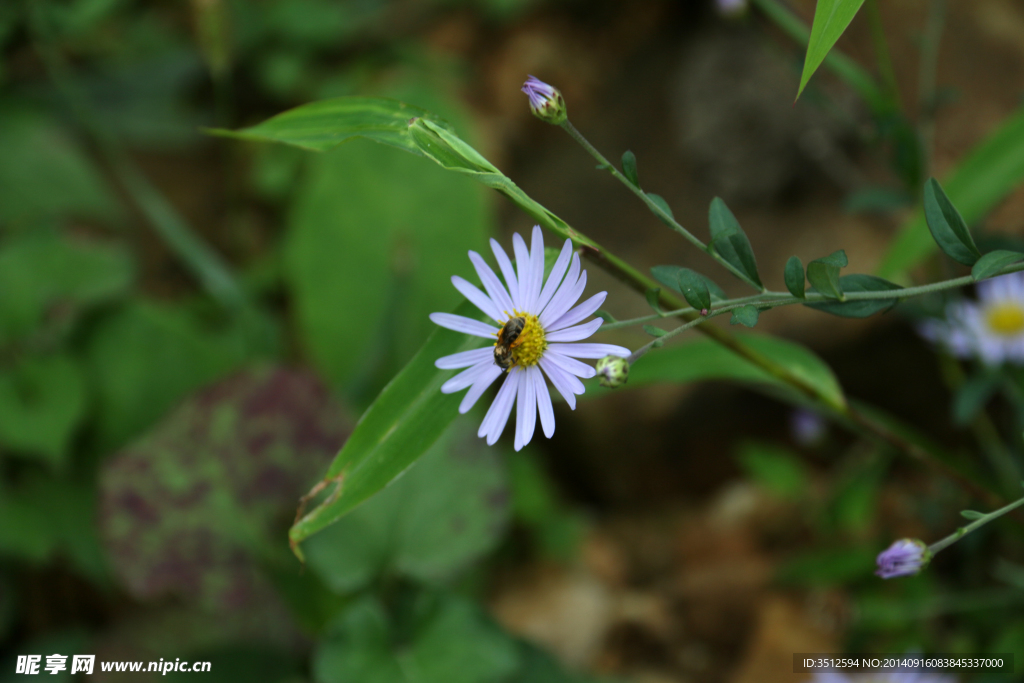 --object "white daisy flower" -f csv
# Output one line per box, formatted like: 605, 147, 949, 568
429, 225, 630, 451
921, 272, 1024, 365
